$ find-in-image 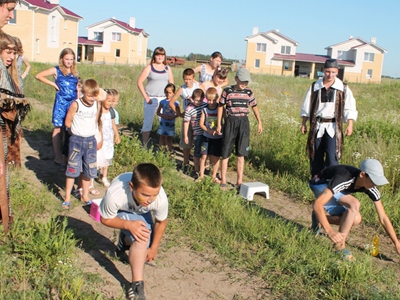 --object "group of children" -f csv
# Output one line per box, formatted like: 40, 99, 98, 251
35, 49, 121, 209
155, 66, 262, 189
